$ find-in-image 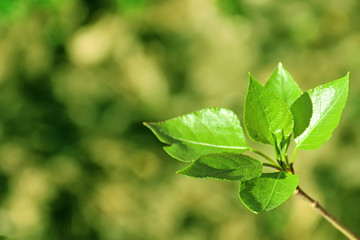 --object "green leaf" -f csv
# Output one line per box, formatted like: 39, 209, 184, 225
291, 92, 313, 138
244, 75, 294, 144
293, 74, 349, 149
239, 172, 299, 213
177, 153, 262, 181
265, 63, 302, 106
144, 108, 248, 162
